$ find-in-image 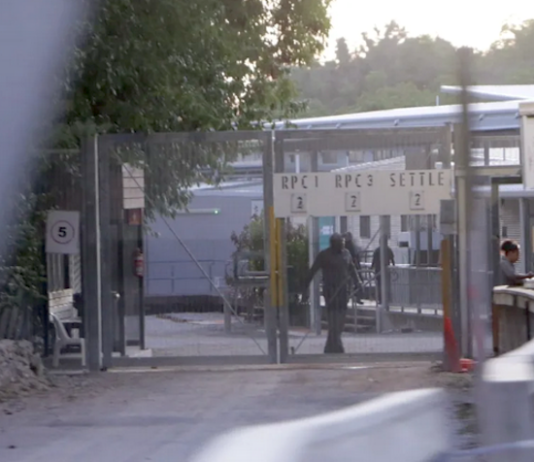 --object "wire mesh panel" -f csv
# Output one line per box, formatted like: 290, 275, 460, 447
271, 128, 452, 361
96, 132, 276, 365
